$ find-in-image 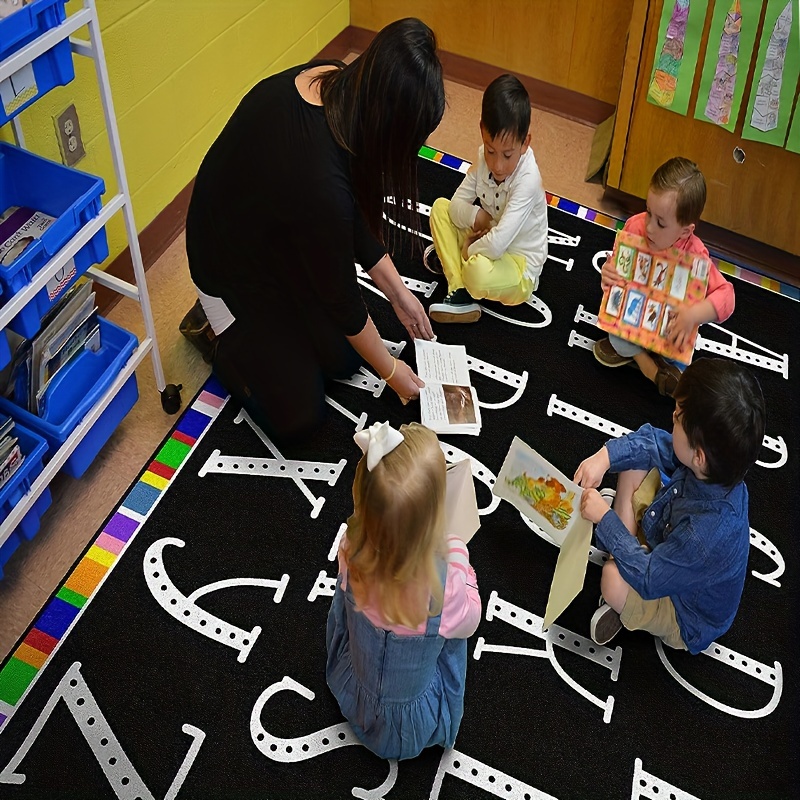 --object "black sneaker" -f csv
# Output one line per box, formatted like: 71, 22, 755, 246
428, 288, 481, 323
590, 600, 623, 645
422, 244, 443, 275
